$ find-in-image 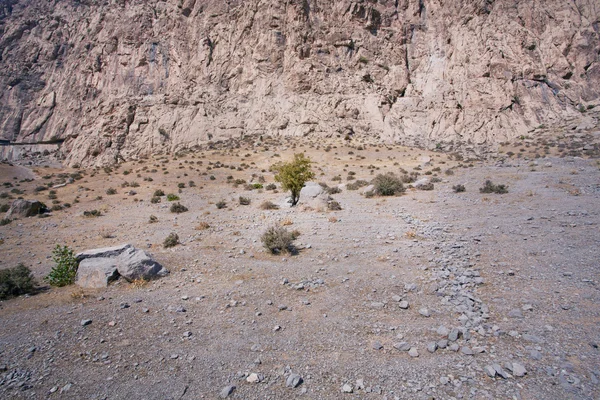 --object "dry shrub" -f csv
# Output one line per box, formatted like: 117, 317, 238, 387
260, 201, 279, 210
261, 226, 297, 255
281, 218, 293, 226
328, 216, 338, 223
195, 222, 210, 230
130, 278, 148, 289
